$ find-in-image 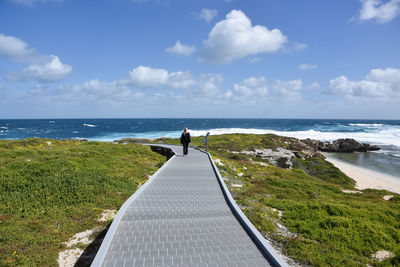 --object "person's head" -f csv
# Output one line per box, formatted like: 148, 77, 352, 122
184, 127, 188, 133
